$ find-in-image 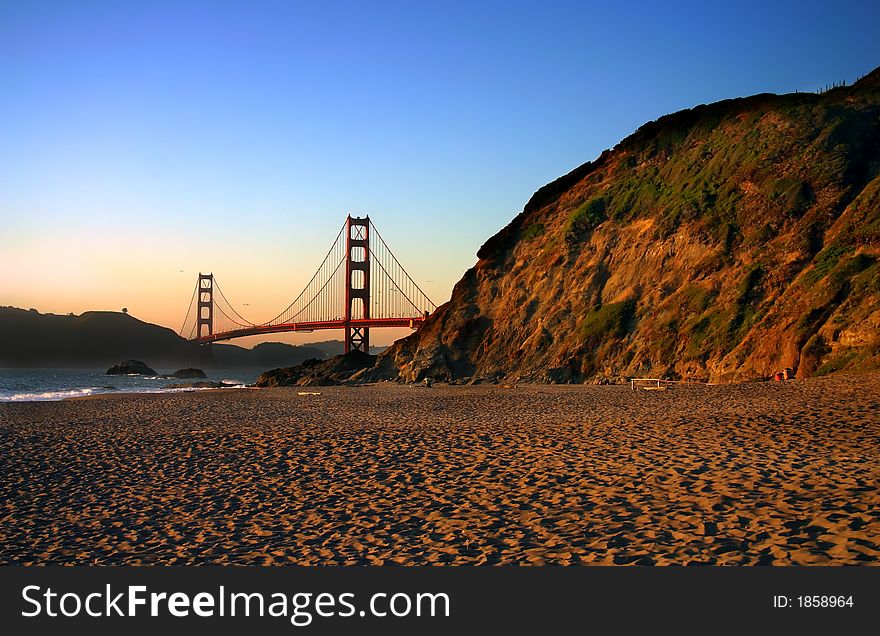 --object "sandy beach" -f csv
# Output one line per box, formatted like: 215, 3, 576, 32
1, 373, 878, 565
